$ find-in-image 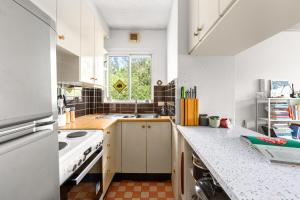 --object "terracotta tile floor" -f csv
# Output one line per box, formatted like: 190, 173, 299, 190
105, 180, 175, 200
67, 182, 97, 200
